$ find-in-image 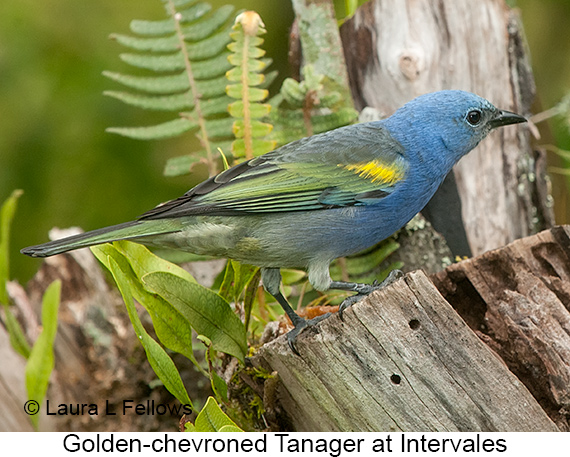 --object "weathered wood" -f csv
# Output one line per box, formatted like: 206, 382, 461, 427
432, 225, 570, 431
249, 270, 558, 432
340, 0, 552, 256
